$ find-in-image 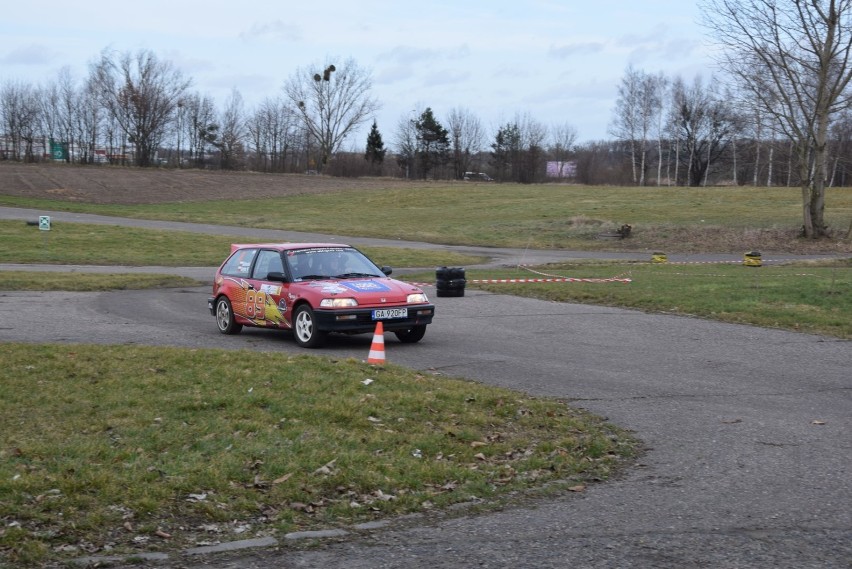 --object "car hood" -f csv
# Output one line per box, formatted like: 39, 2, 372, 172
292, 277, 428, 306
